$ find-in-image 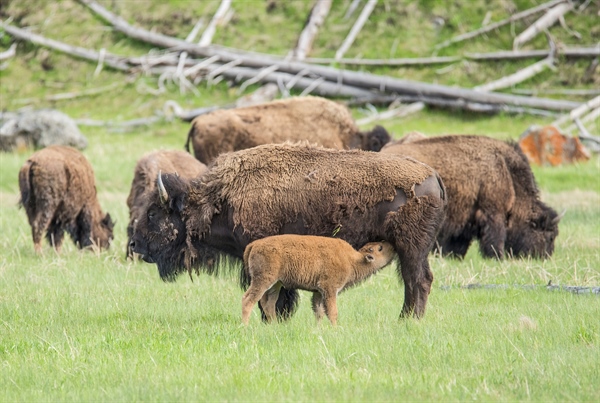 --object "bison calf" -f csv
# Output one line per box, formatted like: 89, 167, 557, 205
242, 235, 396, 326
18, 145, 114, 253
126, 150, 207, 258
